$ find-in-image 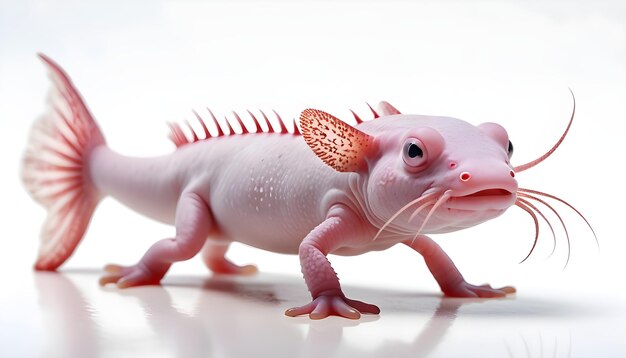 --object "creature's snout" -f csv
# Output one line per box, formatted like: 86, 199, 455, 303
449, 160, 517, 195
